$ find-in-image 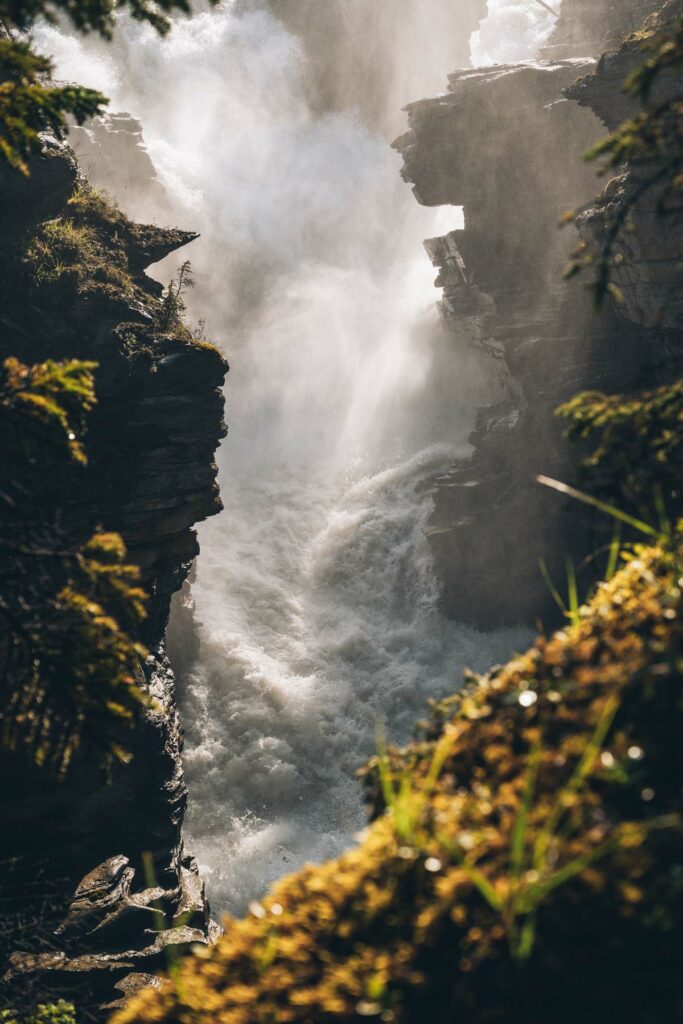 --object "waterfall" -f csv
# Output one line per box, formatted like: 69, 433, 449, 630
38, 0, 552, 914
